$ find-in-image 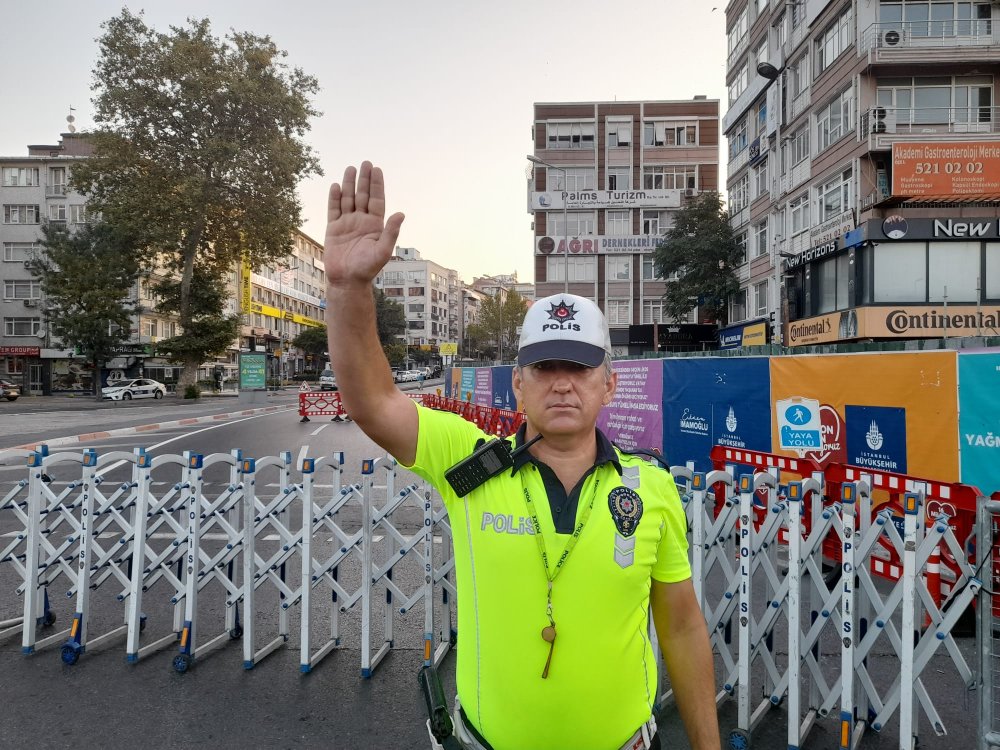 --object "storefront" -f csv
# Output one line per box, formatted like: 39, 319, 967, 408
717, 319, 770, 349
786, 215, 1000, 346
